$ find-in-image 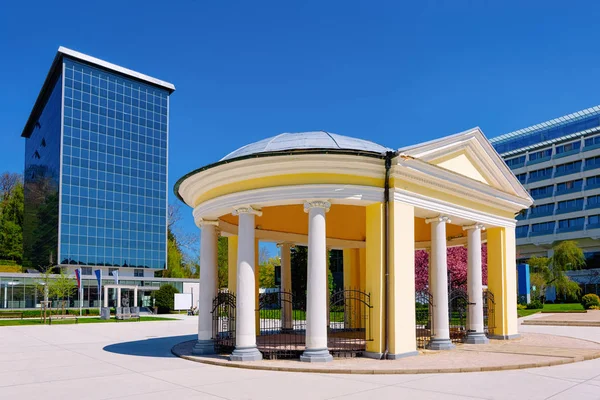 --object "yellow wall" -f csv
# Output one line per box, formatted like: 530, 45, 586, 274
194, 173, 384, 207
388, 201, 417, 356
487, 226, 518, 338
365, 203, 385, 354
342, 248, 361, 290
227, 236, 238, 293
221, 204, 366, 242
